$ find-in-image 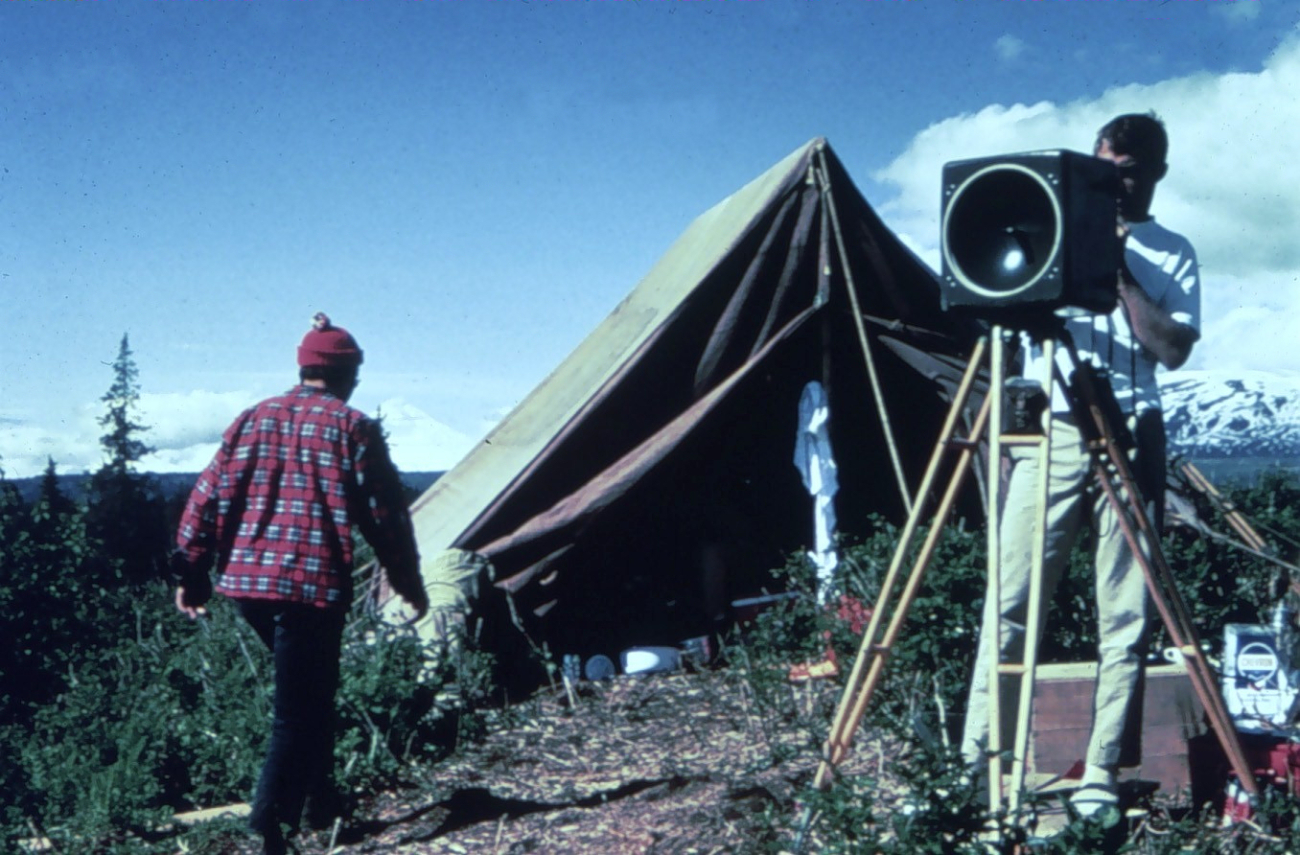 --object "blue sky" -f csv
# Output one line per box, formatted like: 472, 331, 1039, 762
2, 0, 1296, 478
